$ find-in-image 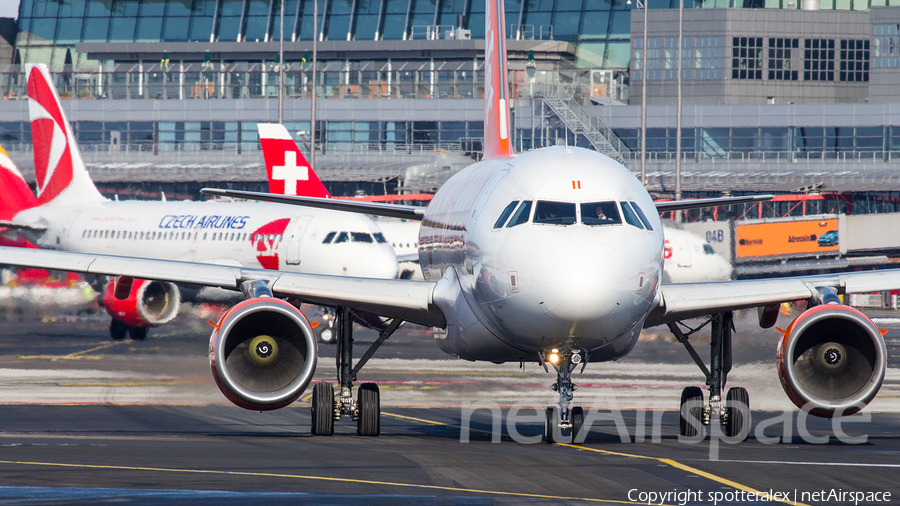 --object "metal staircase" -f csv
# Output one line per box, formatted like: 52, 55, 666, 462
530, 84, 630, 164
